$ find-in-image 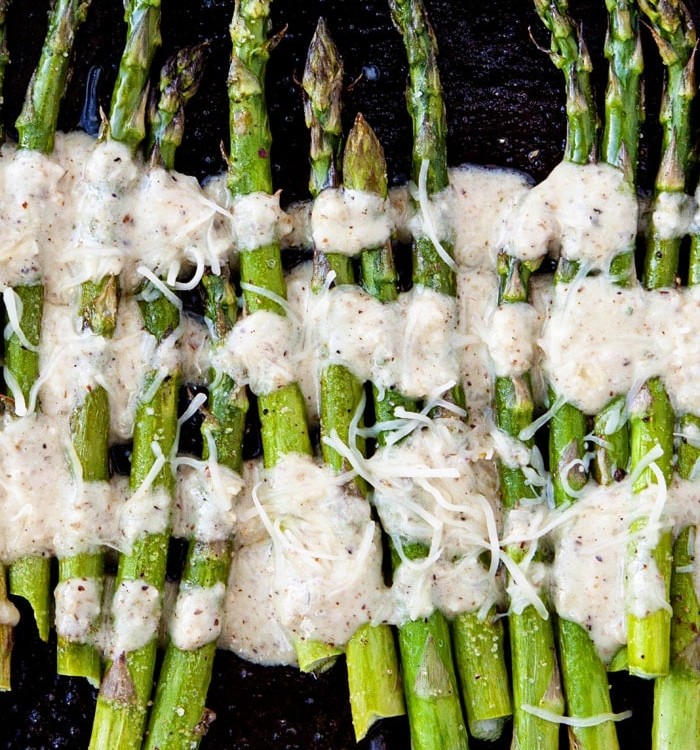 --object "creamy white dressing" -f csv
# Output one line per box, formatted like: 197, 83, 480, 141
311, 187, 392, 256
540, 277, 700, 414
215, 309, 297, 395
54, 577, 102, 643
169, 582, 226, 651
251, 453, 385, 647
368, 417, 502, 623
450, 165, 533, 268
0, 413, 119, 561
0, 139, 697, 672
118, 485, 171, 548
298, 277, 462, 406
652, 190, 695, 240
173, 461, 243, 542
109, 579, 161, 657
506, 161, 638, 270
